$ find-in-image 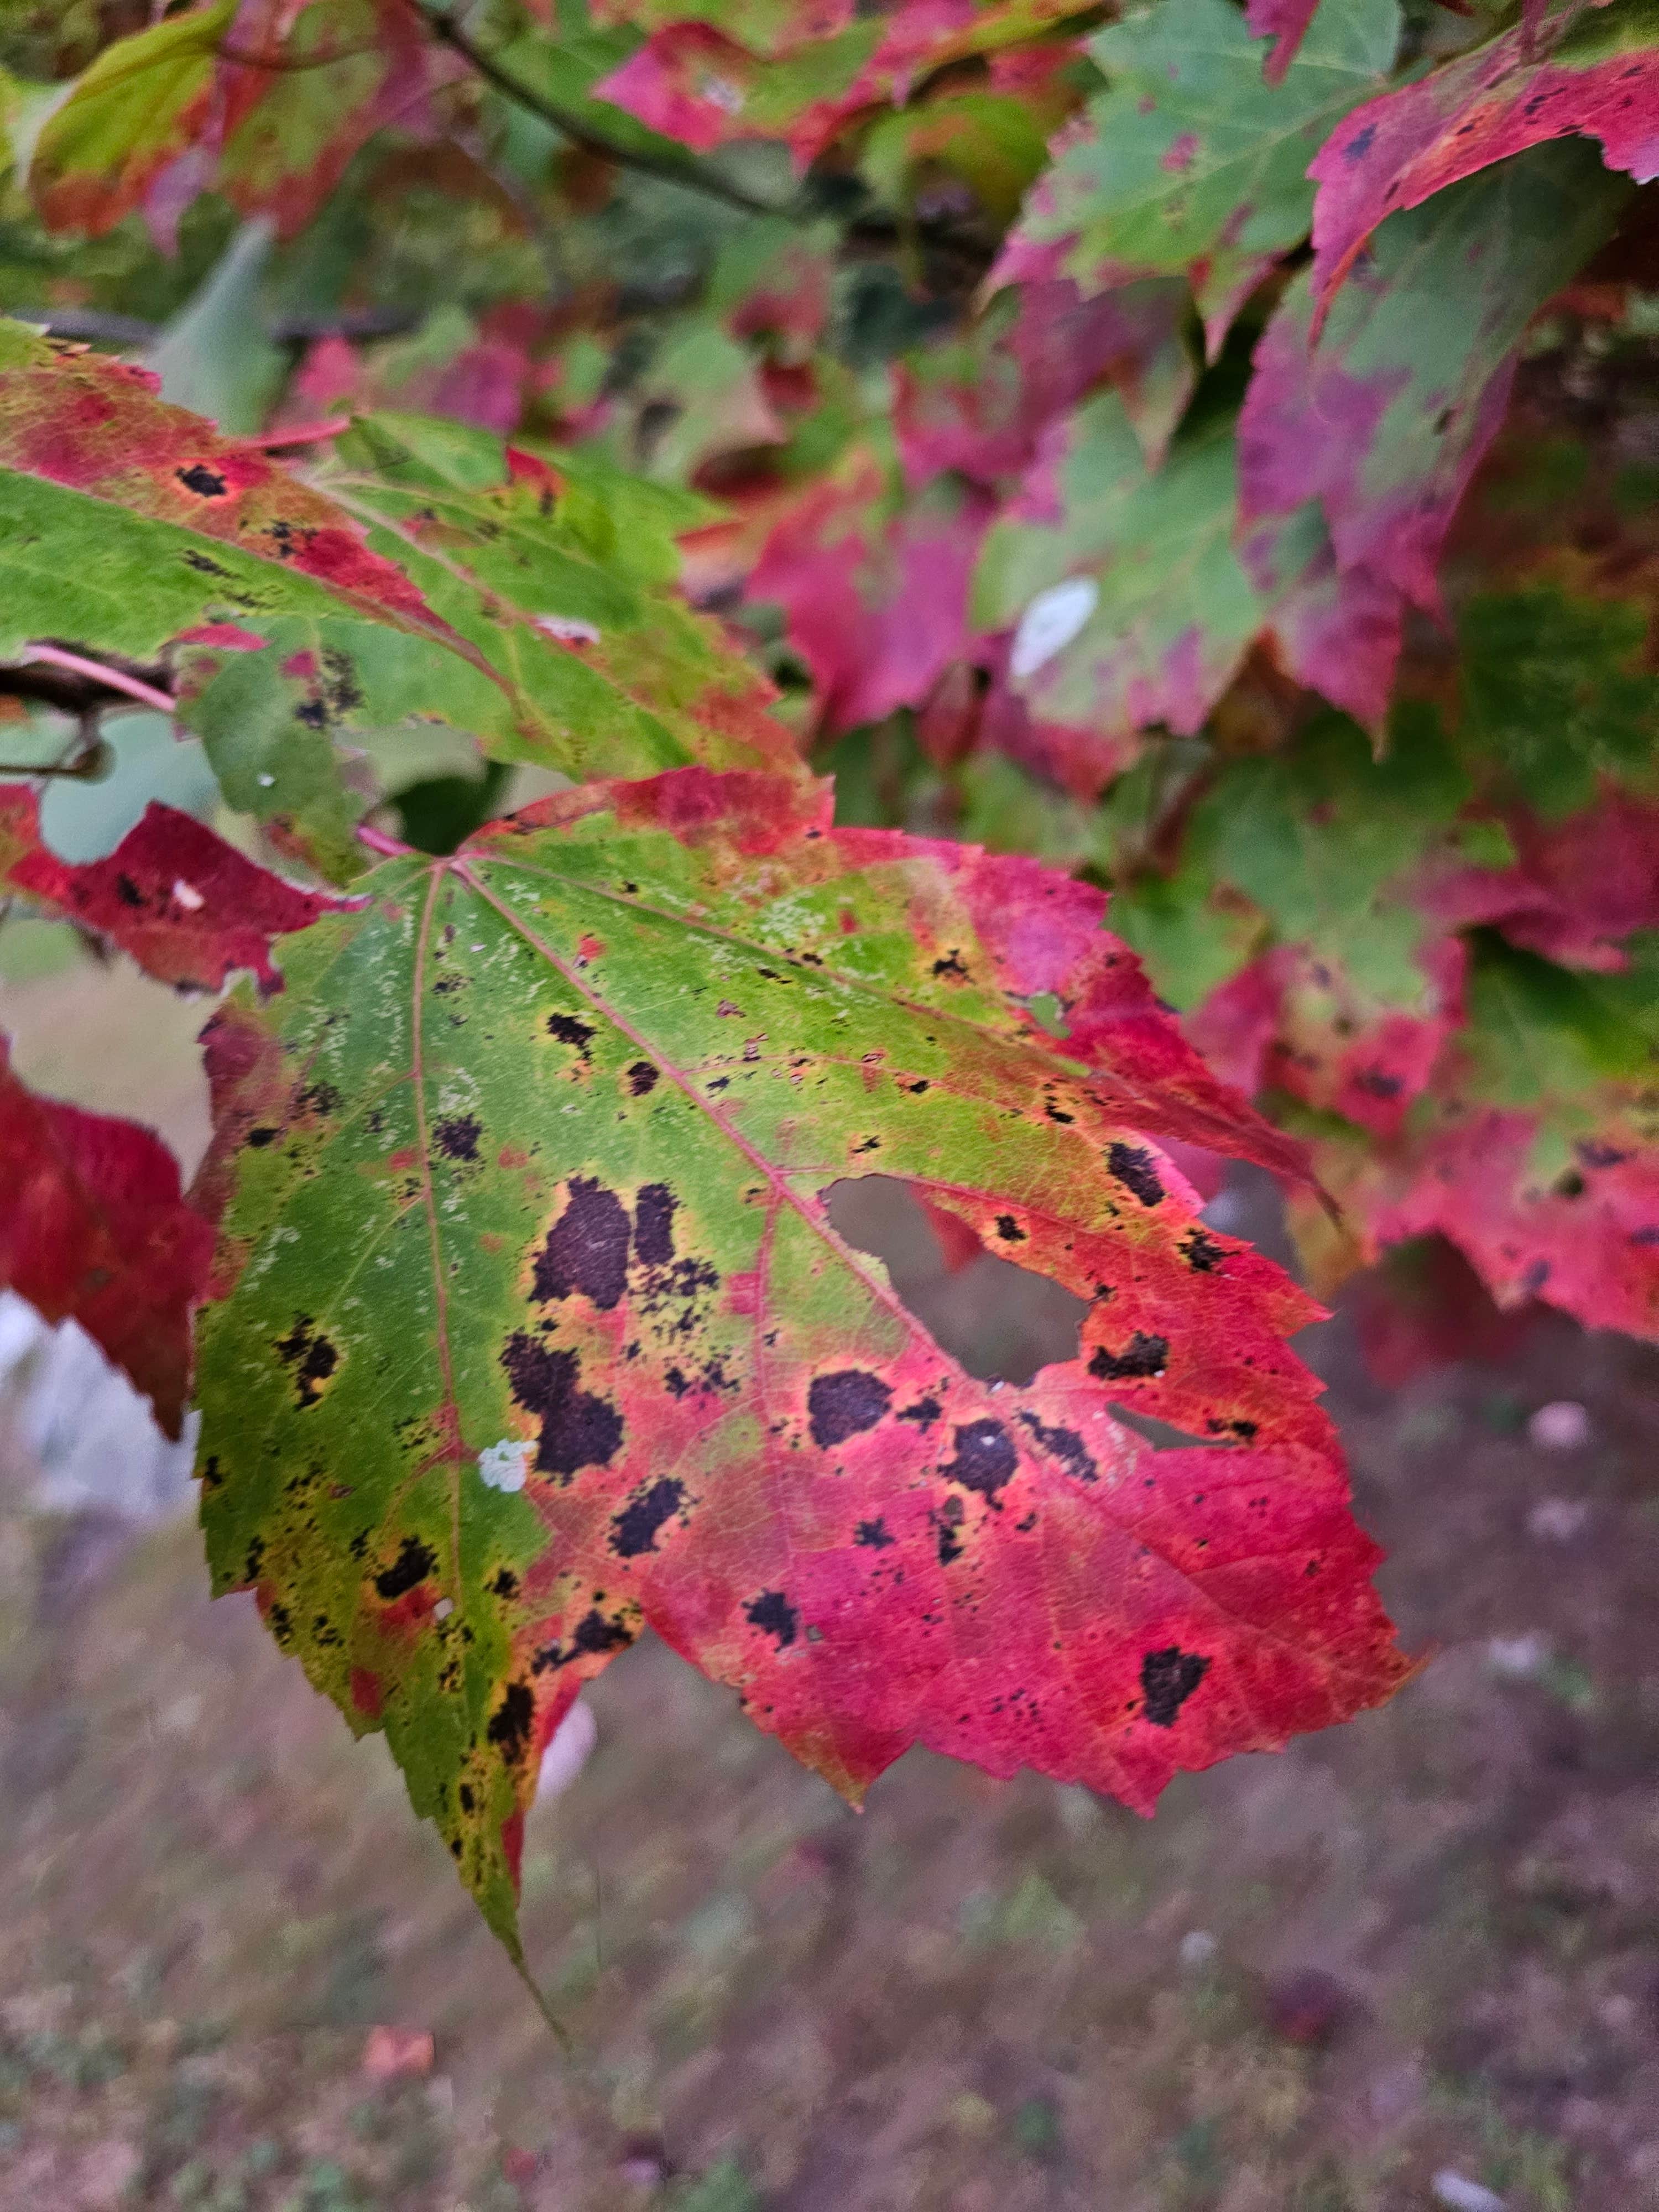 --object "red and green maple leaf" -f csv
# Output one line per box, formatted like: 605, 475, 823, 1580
192, 768, 1411, 1954
1311, 0, 1659, 312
